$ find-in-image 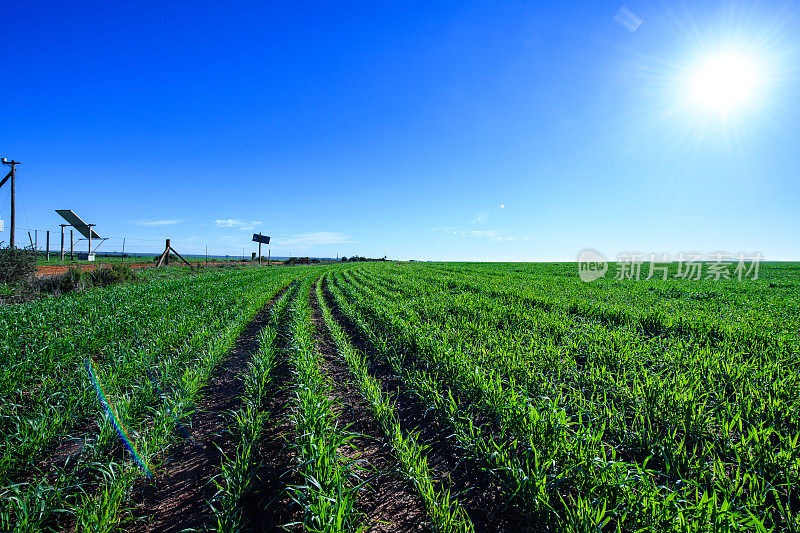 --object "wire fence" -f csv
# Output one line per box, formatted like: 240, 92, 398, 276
6, 227, 338, 262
